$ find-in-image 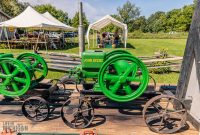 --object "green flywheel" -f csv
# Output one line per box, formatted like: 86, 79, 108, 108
0, 58, 31, 97
106, 50, 131, 59
98, 54, 149, 102
17, 53, 48, 84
